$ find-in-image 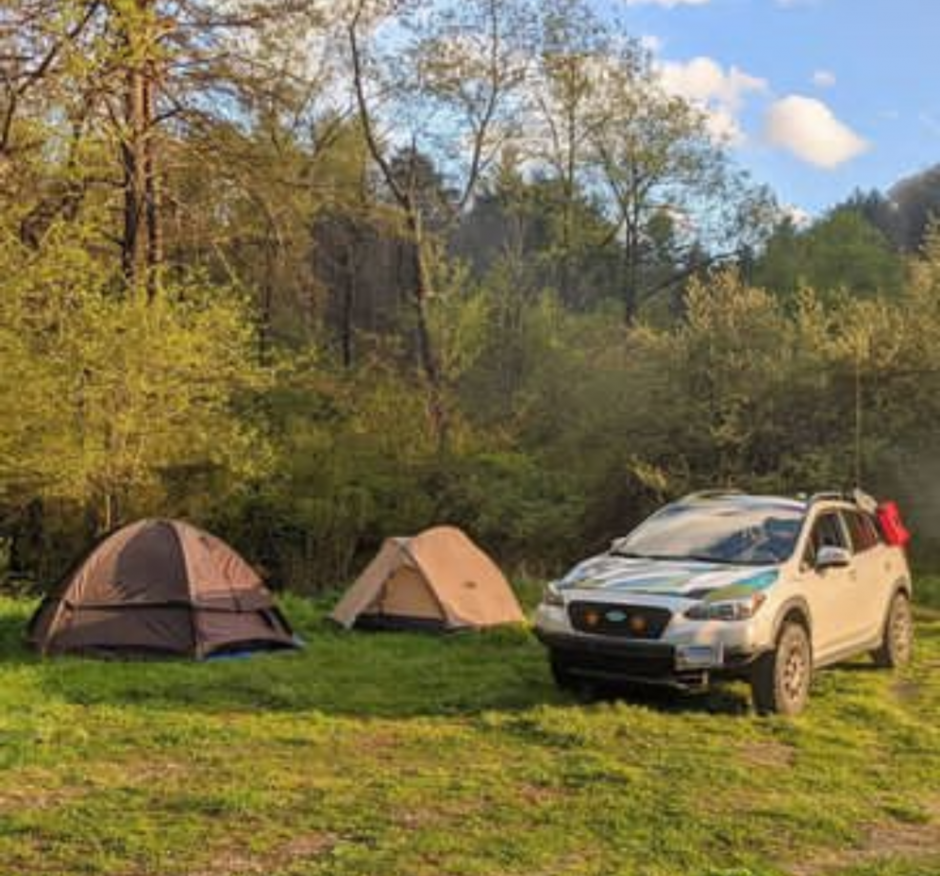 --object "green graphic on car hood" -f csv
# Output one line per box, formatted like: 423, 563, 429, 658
701, 570, 779, 603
